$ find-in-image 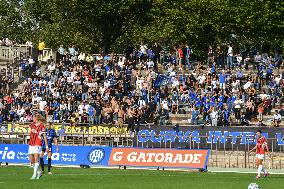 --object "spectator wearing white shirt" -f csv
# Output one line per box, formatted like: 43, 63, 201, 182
254, 52, 262, 63
197, 74, 206, 84
25, 40, 33, 47
39, 99, 47, 117
68, 45, 77, 56
78, 52, 86, 61
161, 99, 169, 111
138, 97, 146, 109
275, 74, 282, 85
140, 44, 147, 55
47, 62, 56, 72
58, 44, 65, 60
227, 44, 233, 69
16, 105, 25, 118
236, 53, 242, 67
171, 77, 180, 88
273, 110, 281, 127
234, 97, 243, 124
210, 108, 219, 126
